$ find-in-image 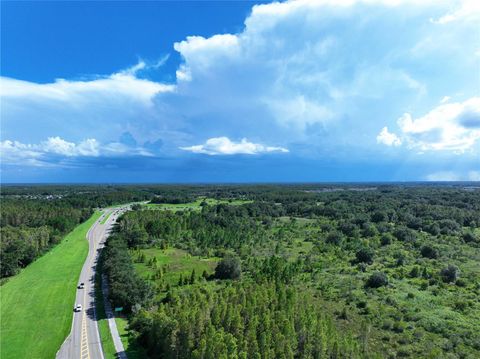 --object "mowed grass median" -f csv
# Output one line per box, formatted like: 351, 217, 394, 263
0, 211, 101, 359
